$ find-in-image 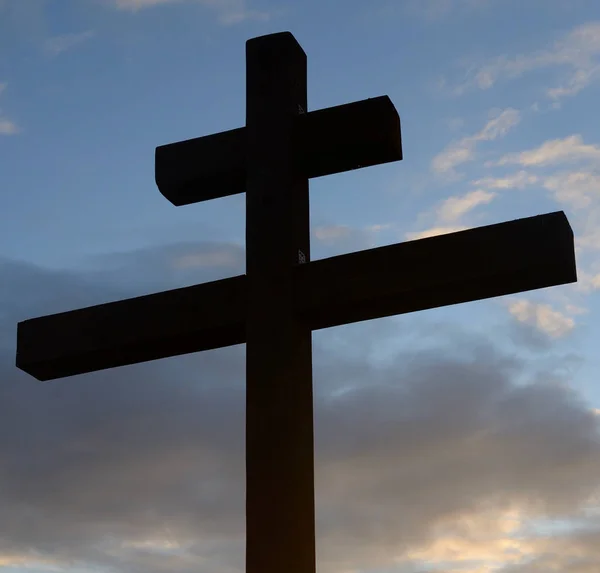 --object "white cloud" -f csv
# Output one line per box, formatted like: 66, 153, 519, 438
217, 4, 270, 25
445, 116, 465, 131
411, 0, 491, 20
431, 108, 520, 177
437, 189, 496, 222
572, 202, 600, 253
111, 0, 270, 24
0, 82, 18, 136
0, 118, 18, 135
576, 270, 600, 293
453, 21, 600, 102
478, 108, 521, 140
508, 299, 575, 338
479, 136, 600, 269
473, 166, 600, 211
406, 225, 468, 240
406, 190, 492, 242
543, 171, 600, 210
480, 136, 600, 264
314, 225, 353, 243
493, 135, 600, 168
44, 30, 95, 56
0, 554, 64, 569
114, 0, 181, 8
431, 142, 473, 176
404, 506, 535, 570
577, 227, 600, 252
171, 250, 241, 269
365, 223, 392, 233
566, 304, 588, 316
473, 170, 539, 190
310, 223, 395, 256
